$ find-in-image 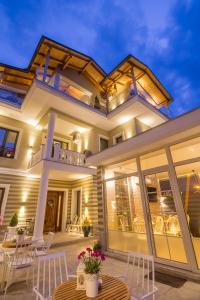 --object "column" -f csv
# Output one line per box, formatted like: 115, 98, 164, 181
44, 111, 57, 159
33, 167, 49, 241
